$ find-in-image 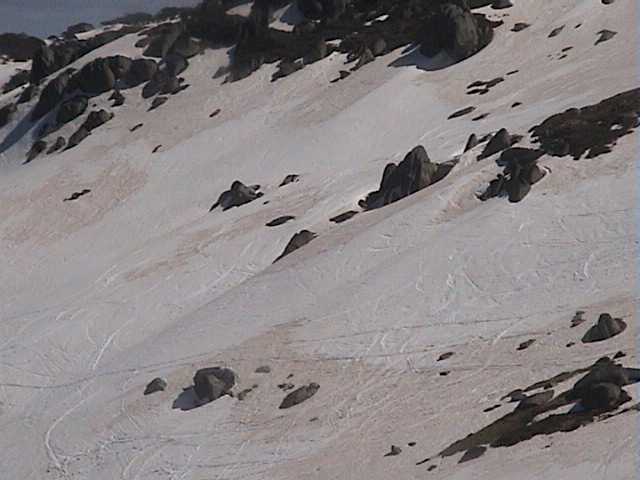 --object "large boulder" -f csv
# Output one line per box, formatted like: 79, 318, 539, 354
107, 55, 133, 79
169, 34, 203, 58
419, 2, 494, 62
32, 70, 73, 120
0, 33, 45, 61
57, 96, 88, 124
73, 58, 116, 94
193, 367, 236, 402
361, 145, 439, 209
125, 58, 158, 87
30, 45, 57, 83
582, 313, 627, 343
